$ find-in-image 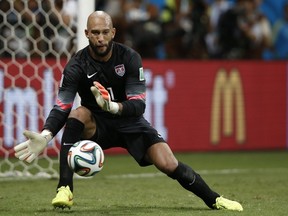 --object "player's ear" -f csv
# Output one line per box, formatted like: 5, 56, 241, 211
85, 29, 89, 38
111, 27, 116, 39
